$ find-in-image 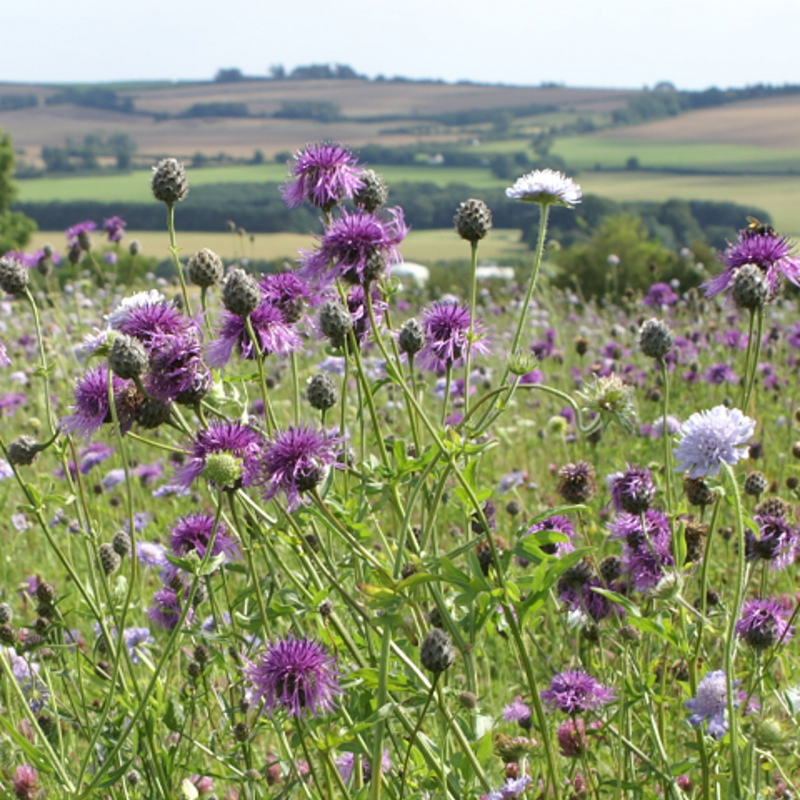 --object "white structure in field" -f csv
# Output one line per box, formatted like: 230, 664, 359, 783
476, 264, 515, 282
393, 261, 430, 288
